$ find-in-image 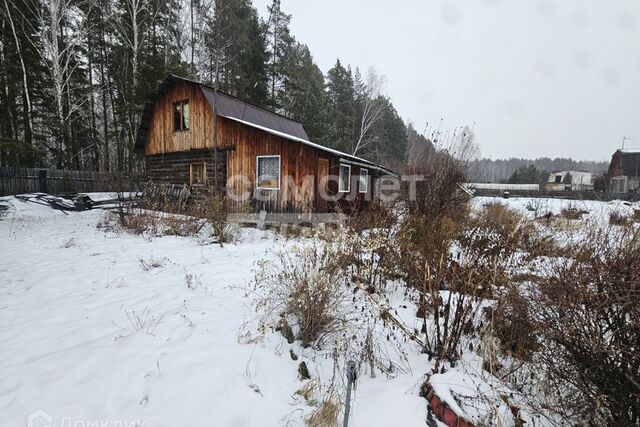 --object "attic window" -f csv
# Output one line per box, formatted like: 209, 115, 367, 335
257, 155, 280, 190
173, 100, 190, 131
